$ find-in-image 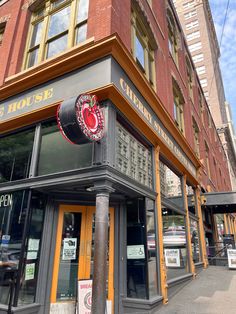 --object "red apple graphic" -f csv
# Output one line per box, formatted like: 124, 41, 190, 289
82, 103, 98, 133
